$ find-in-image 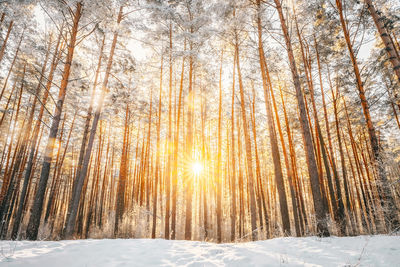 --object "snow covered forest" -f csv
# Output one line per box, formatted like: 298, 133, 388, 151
0, 0, 400, 257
